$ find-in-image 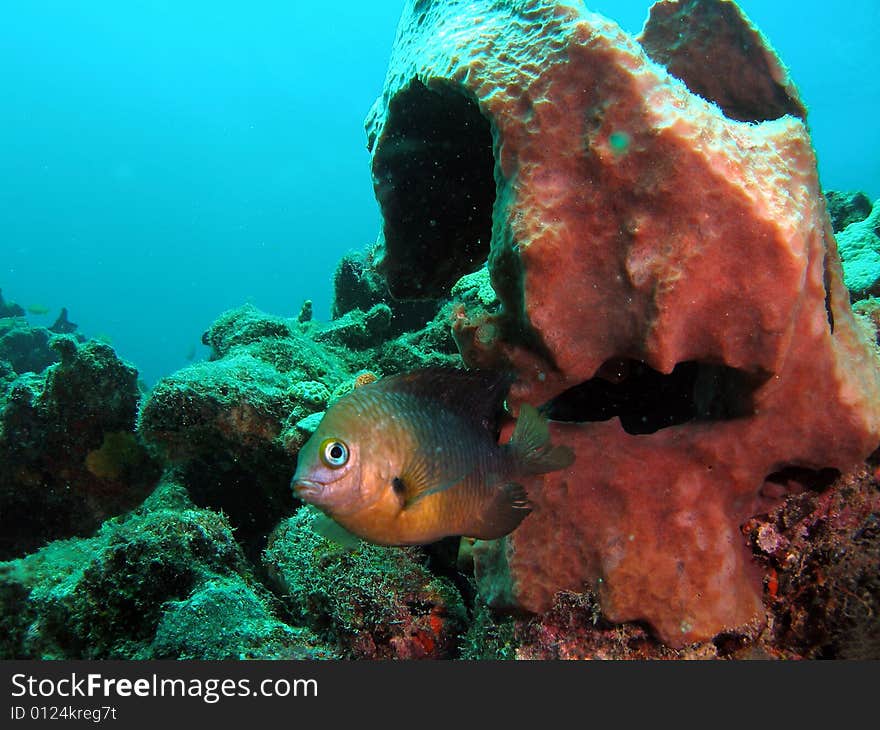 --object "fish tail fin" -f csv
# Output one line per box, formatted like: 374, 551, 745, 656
508, 403, 575, 474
